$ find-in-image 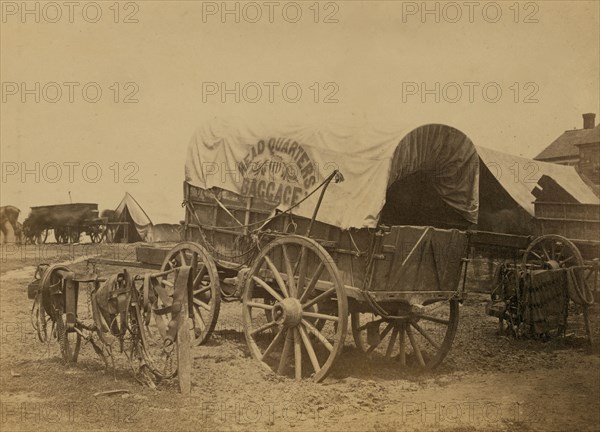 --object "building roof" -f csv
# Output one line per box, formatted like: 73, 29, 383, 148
535, 124, 600, 161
